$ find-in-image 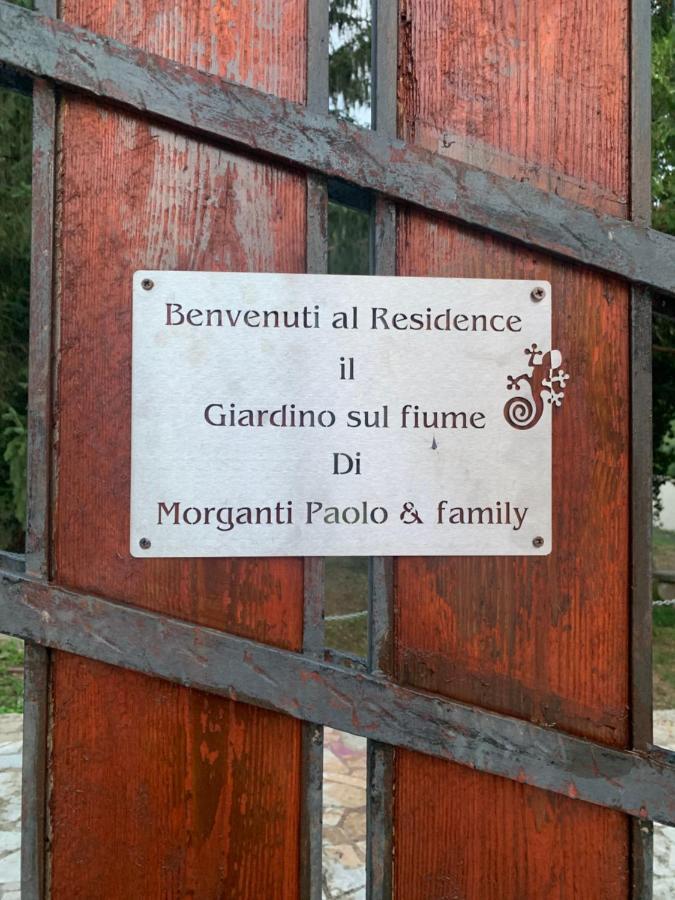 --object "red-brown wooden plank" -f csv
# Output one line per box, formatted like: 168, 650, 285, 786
49, 1, 307, 895
394, 0, 632, 896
